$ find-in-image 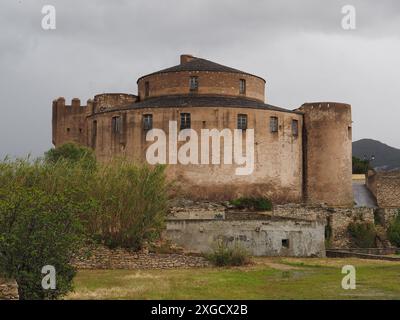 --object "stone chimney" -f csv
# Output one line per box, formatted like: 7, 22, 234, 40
180, 54, 195, 64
